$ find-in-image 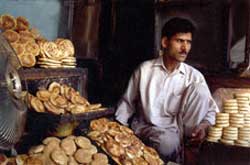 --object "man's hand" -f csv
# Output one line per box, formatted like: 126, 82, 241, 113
190, 121, 210, 145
